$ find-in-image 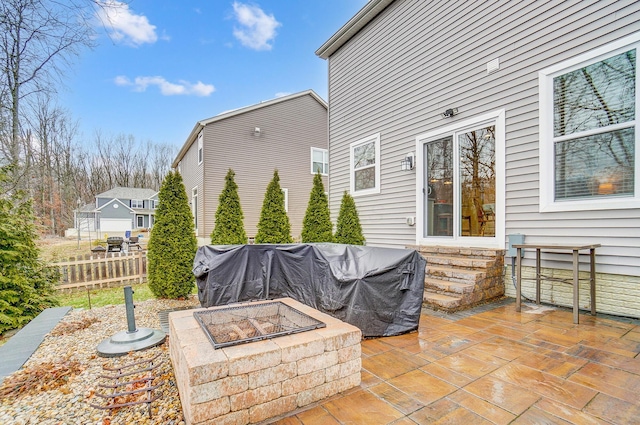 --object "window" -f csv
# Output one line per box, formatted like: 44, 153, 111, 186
151, 200, 157, 209
539, 34, 639, 211
197, 131, 203, 165
131, 200, 143, 208
311, 147, 328, 175
192, 187, 198, 233
350, 133, 381, 196
282, 188, 288, 212
137, 216, 144, 228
